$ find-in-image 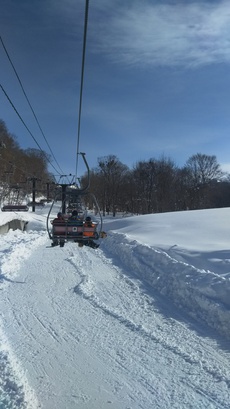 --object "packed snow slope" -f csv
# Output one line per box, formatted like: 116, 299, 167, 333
0, 205, 230, 409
